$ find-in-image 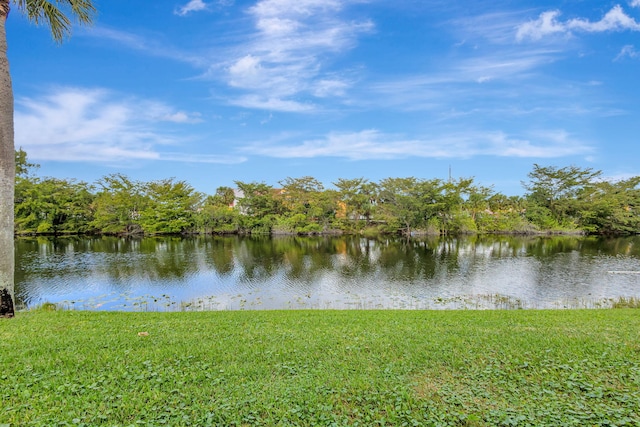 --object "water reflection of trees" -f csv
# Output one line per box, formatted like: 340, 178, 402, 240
15, 235, 640, 303
16, 236, 202, 292
232, 236, 342, 283
202, 236, 236, 275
